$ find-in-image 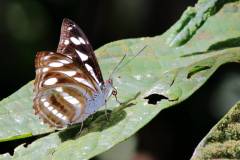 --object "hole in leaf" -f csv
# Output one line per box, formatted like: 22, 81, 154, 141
187, 65, 211, 79
144, 94, 168, 105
